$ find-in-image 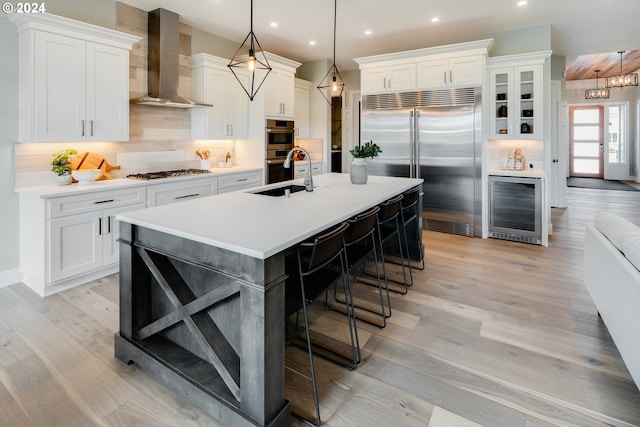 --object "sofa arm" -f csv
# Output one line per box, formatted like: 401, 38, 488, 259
584, 223, 640, 389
